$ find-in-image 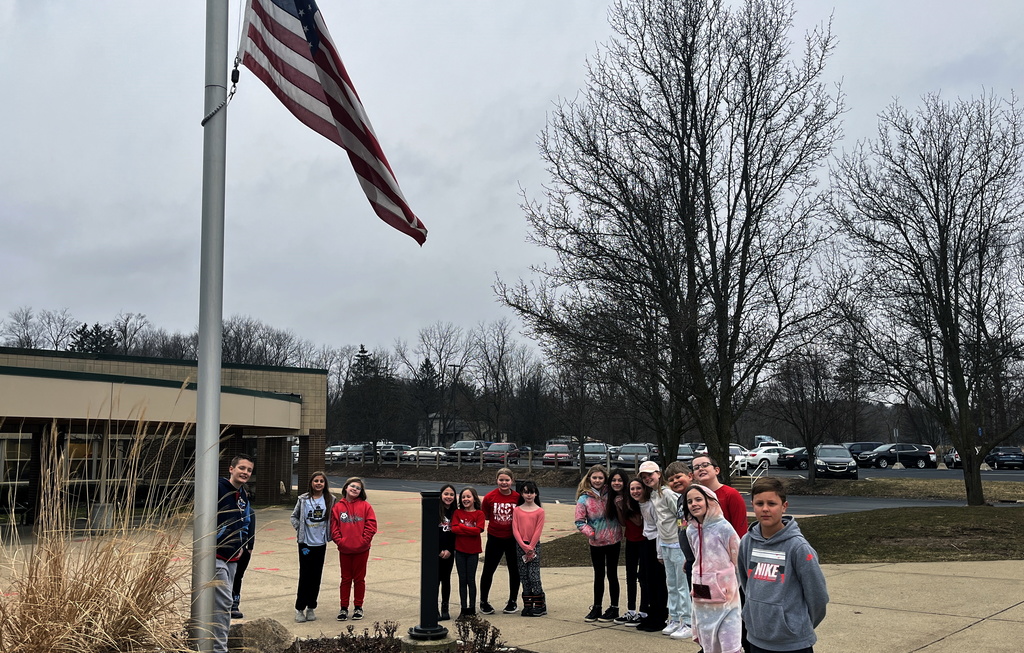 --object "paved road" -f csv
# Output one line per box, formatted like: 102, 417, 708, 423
311, 475, 970, 517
